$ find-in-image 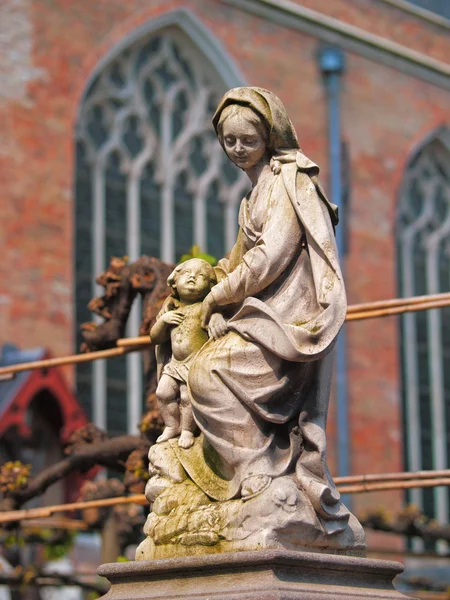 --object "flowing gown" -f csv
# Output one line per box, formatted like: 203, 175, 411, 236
187, 155, 350, 533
